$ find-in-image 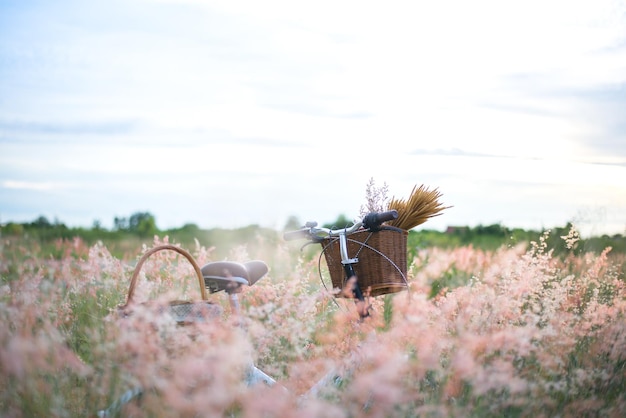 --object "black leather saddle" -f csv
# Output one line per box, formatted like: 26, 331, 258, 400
201, 260, 268, 294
